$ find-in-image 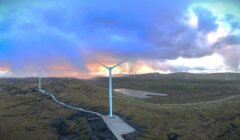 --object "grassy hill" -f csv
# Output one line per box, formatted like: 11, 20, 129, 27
126, 72, 240, 80
89, 77, 240, 104
1, 77, 240, 140
46, 78, 240, 139
0, 78, 115, 140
